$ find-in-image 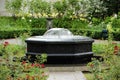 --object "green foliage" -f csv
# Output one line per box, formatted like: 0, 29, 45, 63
36, 54, 47, 64
91, 18, 102, 25
87, 0, 107, 18
102, 42, 120, 80
53, 18, 88, 28
0, 42, 25, 58
88, 35, 120, 80
30, 18, 46, 28
103, 0, 120, 16
113, 32, 120, 41
0, 17, 30, 29
92, 44, 106, 54
0, 40, 48, 80
5, 0, 23, 15
71, 29, 101, 39
53, 18, 71, 28
5, 0, 107, 20
1, 14, 120, 40
88, 58, 103, 80
53, 0, 68, 14
0, 28, 46, 39
30, 0, 50, 14
111, 18, 120, 28
84, 73, 94, 80
0, 63, 11, 80
0, 17, 14, 29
